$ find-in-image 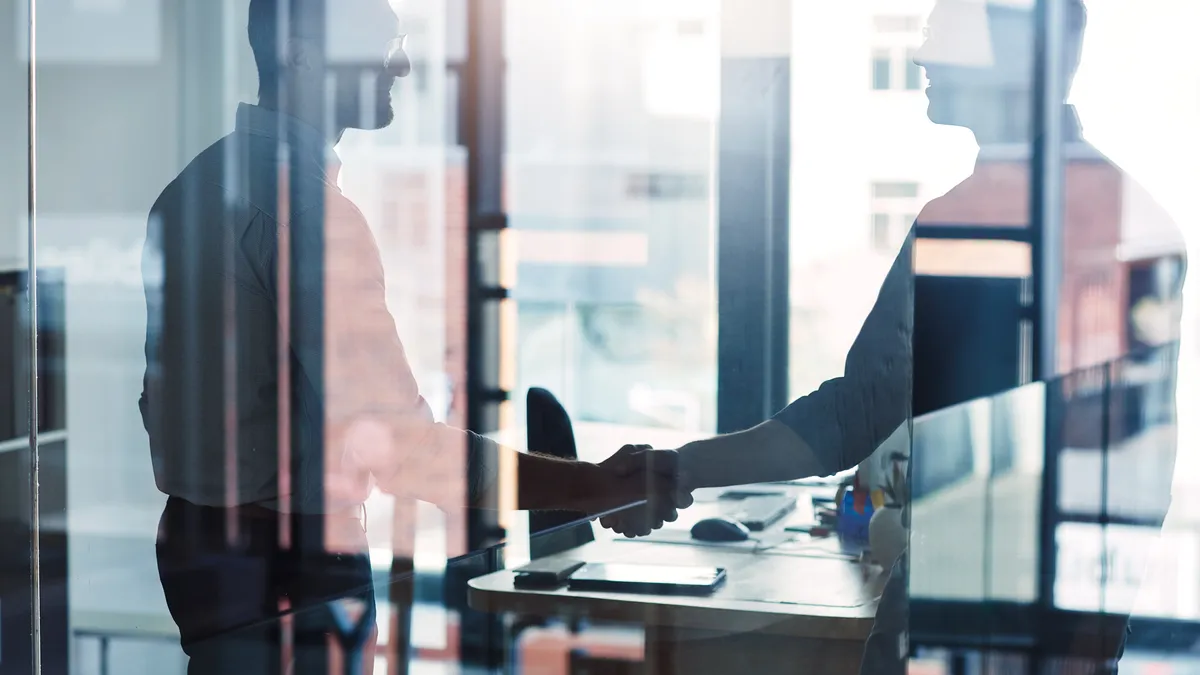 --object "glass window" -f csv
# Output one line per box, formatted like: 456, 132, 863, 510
872, 49, 892, 90
505, 0, 719, 438
873, 181, 920, 199
2, 3, 35, 674
906, 48, 923, 90
11, 0, 1200, 674
874, 15, 923, 34
872, 212, 891, 250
